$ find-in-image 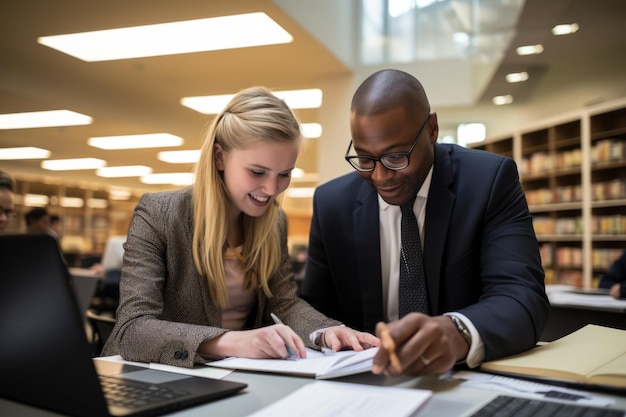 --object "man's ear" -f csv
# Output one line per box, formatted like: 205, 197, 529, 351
214, 143, 225, 170
428, 112, 439, 143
